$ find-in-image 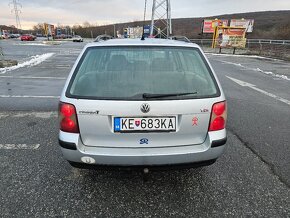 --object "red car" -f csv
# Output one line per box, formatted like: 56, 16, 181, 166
20, 34, 36, 41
